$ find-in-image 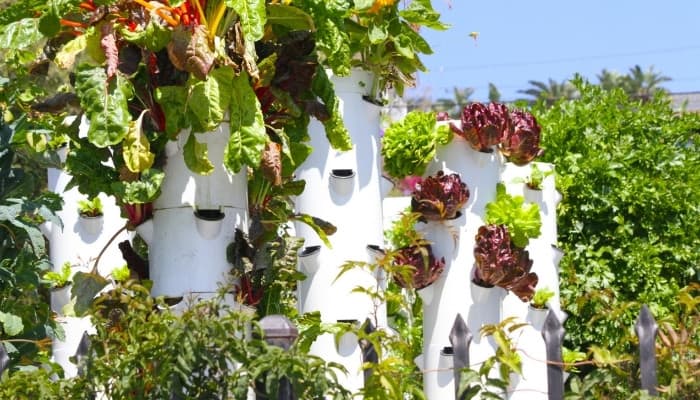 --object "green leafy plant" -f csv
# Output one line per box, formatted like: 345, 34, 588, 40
485, 183, 541, 248
67, 280, 351, 399
110, 264, 131, 283
531, 286, 555, 309
514, 163, 554, 190
77, 196, 102, 218
1, 0, 357, 223
536, 77, 700, 351
458, 317, 526, 399
294, 0, 449, 100
381, 110, 451, 179
43, 262, 72, 289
